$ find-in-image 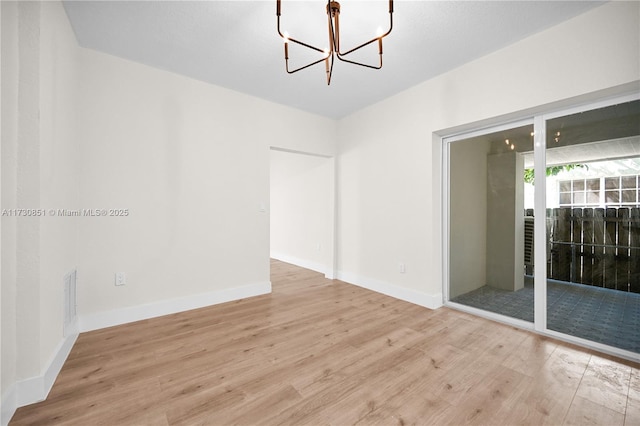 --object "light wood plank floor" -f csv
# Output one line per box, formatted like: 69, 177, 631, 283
11, 260, 640, 425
